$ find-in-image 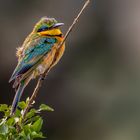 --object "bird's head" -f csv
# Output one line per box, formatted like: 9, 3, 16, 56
34, 17, 64, 37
